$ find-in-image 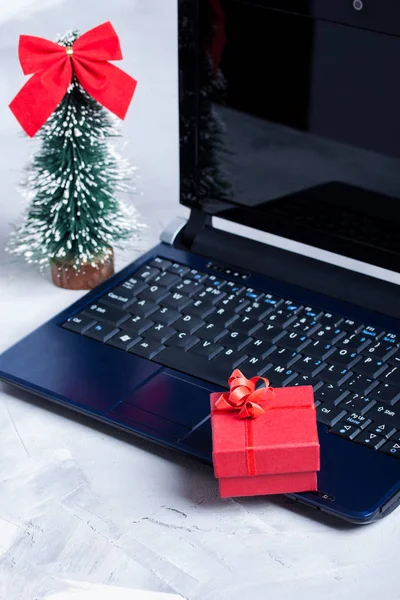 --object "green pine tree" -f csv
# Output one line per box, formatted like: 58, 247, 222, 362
8, 30, 141, 271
